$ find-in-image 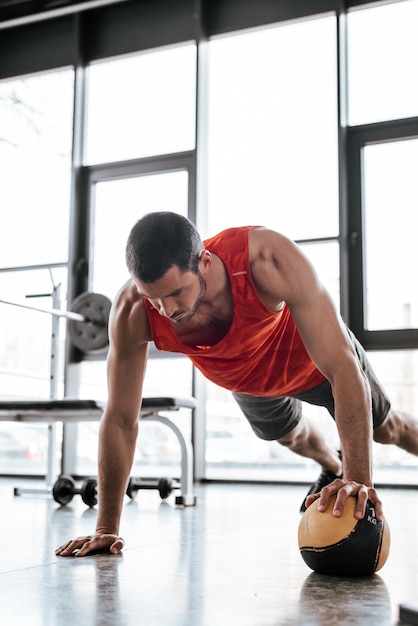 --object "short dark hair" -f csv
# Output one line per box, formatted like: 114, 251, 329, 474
126, 212, 204, 284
